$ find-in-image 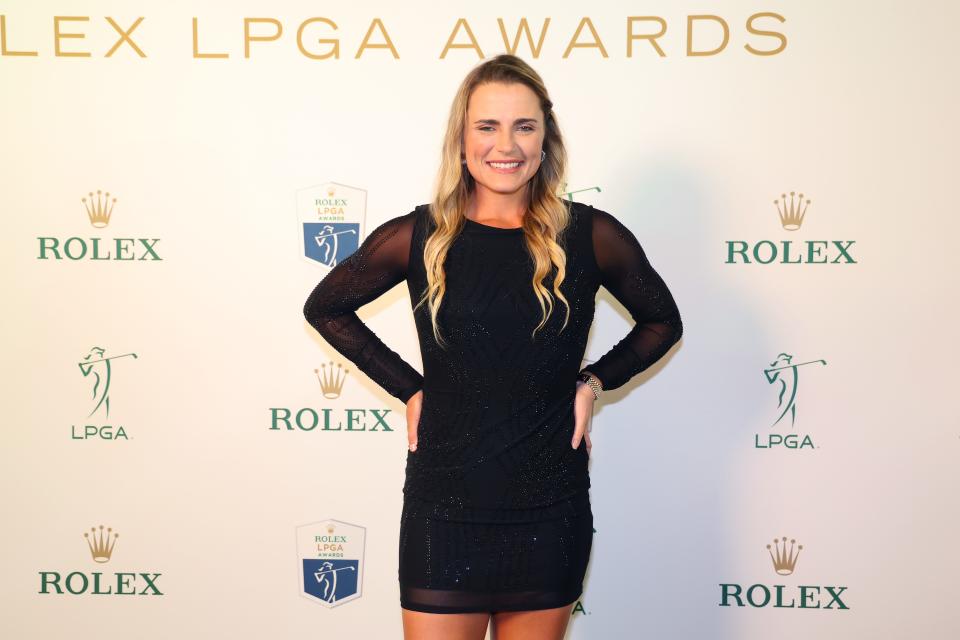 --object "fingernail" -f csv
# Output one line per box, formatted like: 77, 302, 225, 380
409, 443, 417, 451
